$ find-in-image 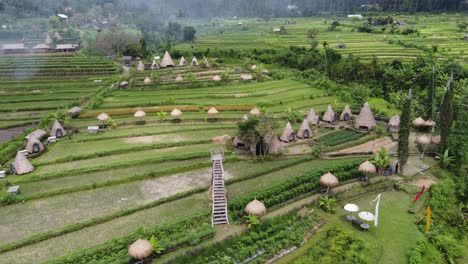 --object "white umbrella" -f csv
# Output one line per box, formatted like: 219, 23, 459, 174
344, 204, 359, 213
359, 211, 375, 222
